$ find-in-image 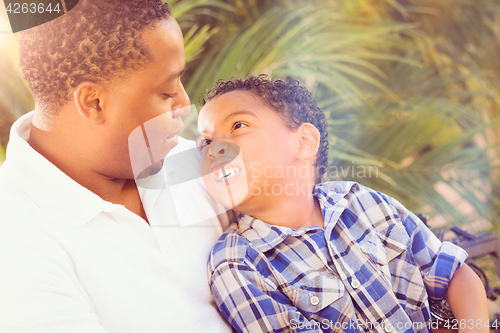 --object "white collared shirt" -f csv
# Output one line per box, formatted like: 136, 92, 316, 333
0, 112, 232, 333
